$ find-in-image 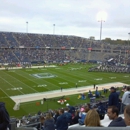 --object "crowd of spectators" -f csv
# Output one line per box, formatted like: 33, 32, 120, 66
1, 84, 130, 129
7, 85, 129, 130
0, 32, 130, 64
